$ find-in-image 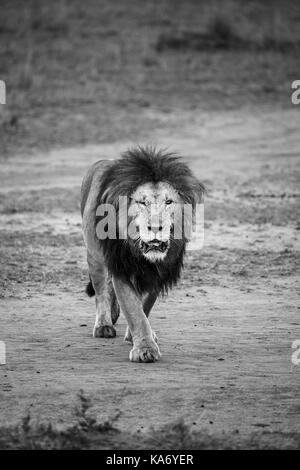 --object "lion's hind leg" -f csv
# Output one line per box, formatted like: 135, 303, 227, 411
108, 277, 120, 325
88, 256, 117, 338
